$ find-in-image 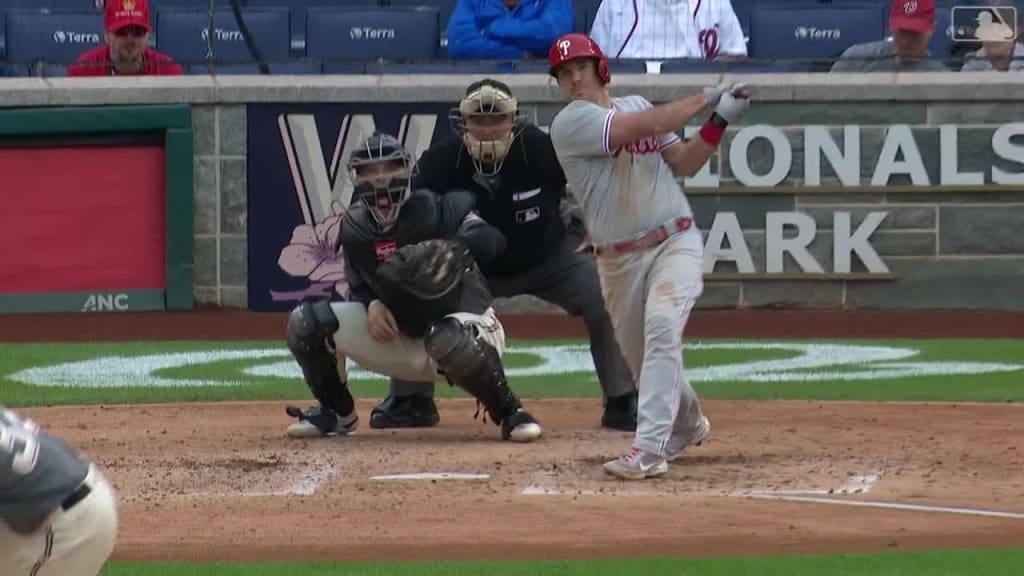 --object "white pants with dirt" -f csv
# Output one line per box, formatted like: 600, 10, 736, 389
329, 303, 506, 382
596, 228, 707, 457
0, 464, 119, 576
